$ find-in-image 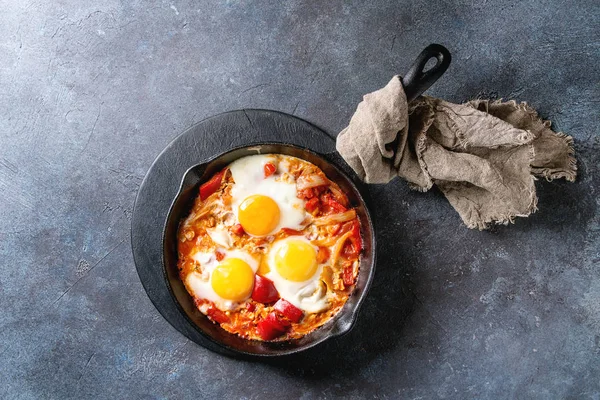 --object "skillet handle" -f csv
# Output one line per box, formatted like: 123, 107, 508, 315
401, 44, 451, 102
